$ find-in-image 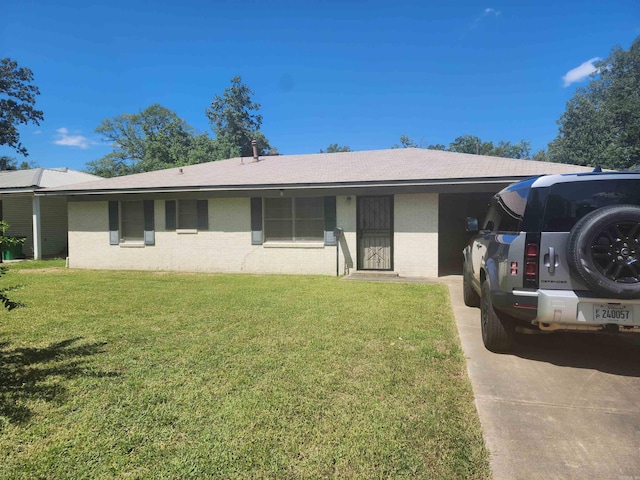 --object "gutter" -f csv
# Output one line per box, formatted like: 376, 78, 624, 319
35, 176, 531, 197
0, 188, 37, 195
